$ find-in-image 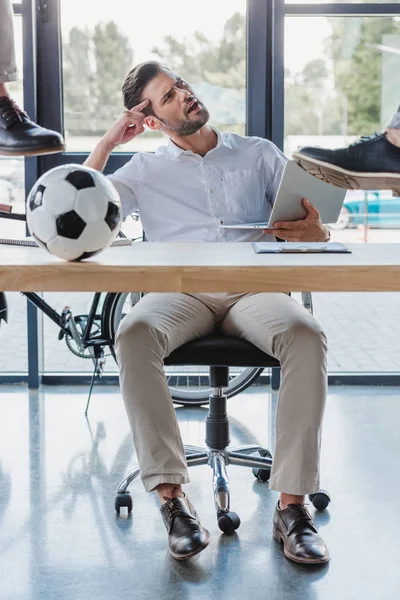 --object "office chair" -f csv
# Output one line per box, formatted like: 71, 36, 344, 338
115, 291, 331, 534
